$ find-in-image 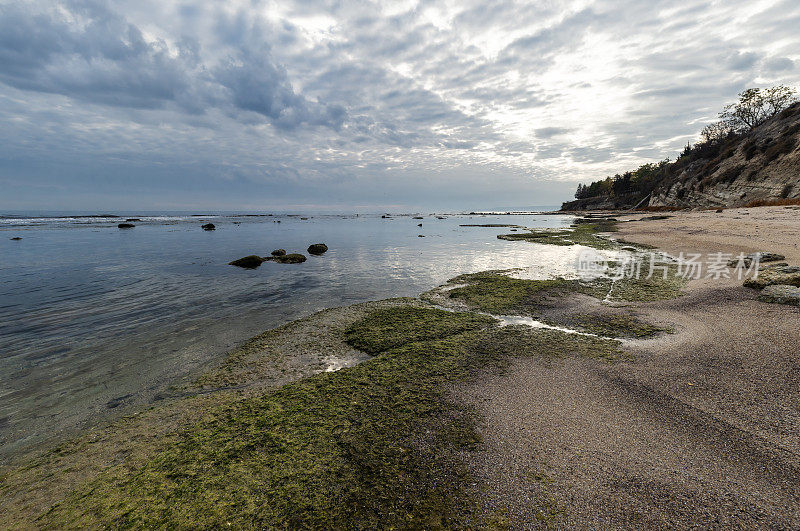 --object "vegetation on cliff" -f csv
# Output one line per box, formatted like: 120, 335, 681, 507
565, 86, 800, 210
